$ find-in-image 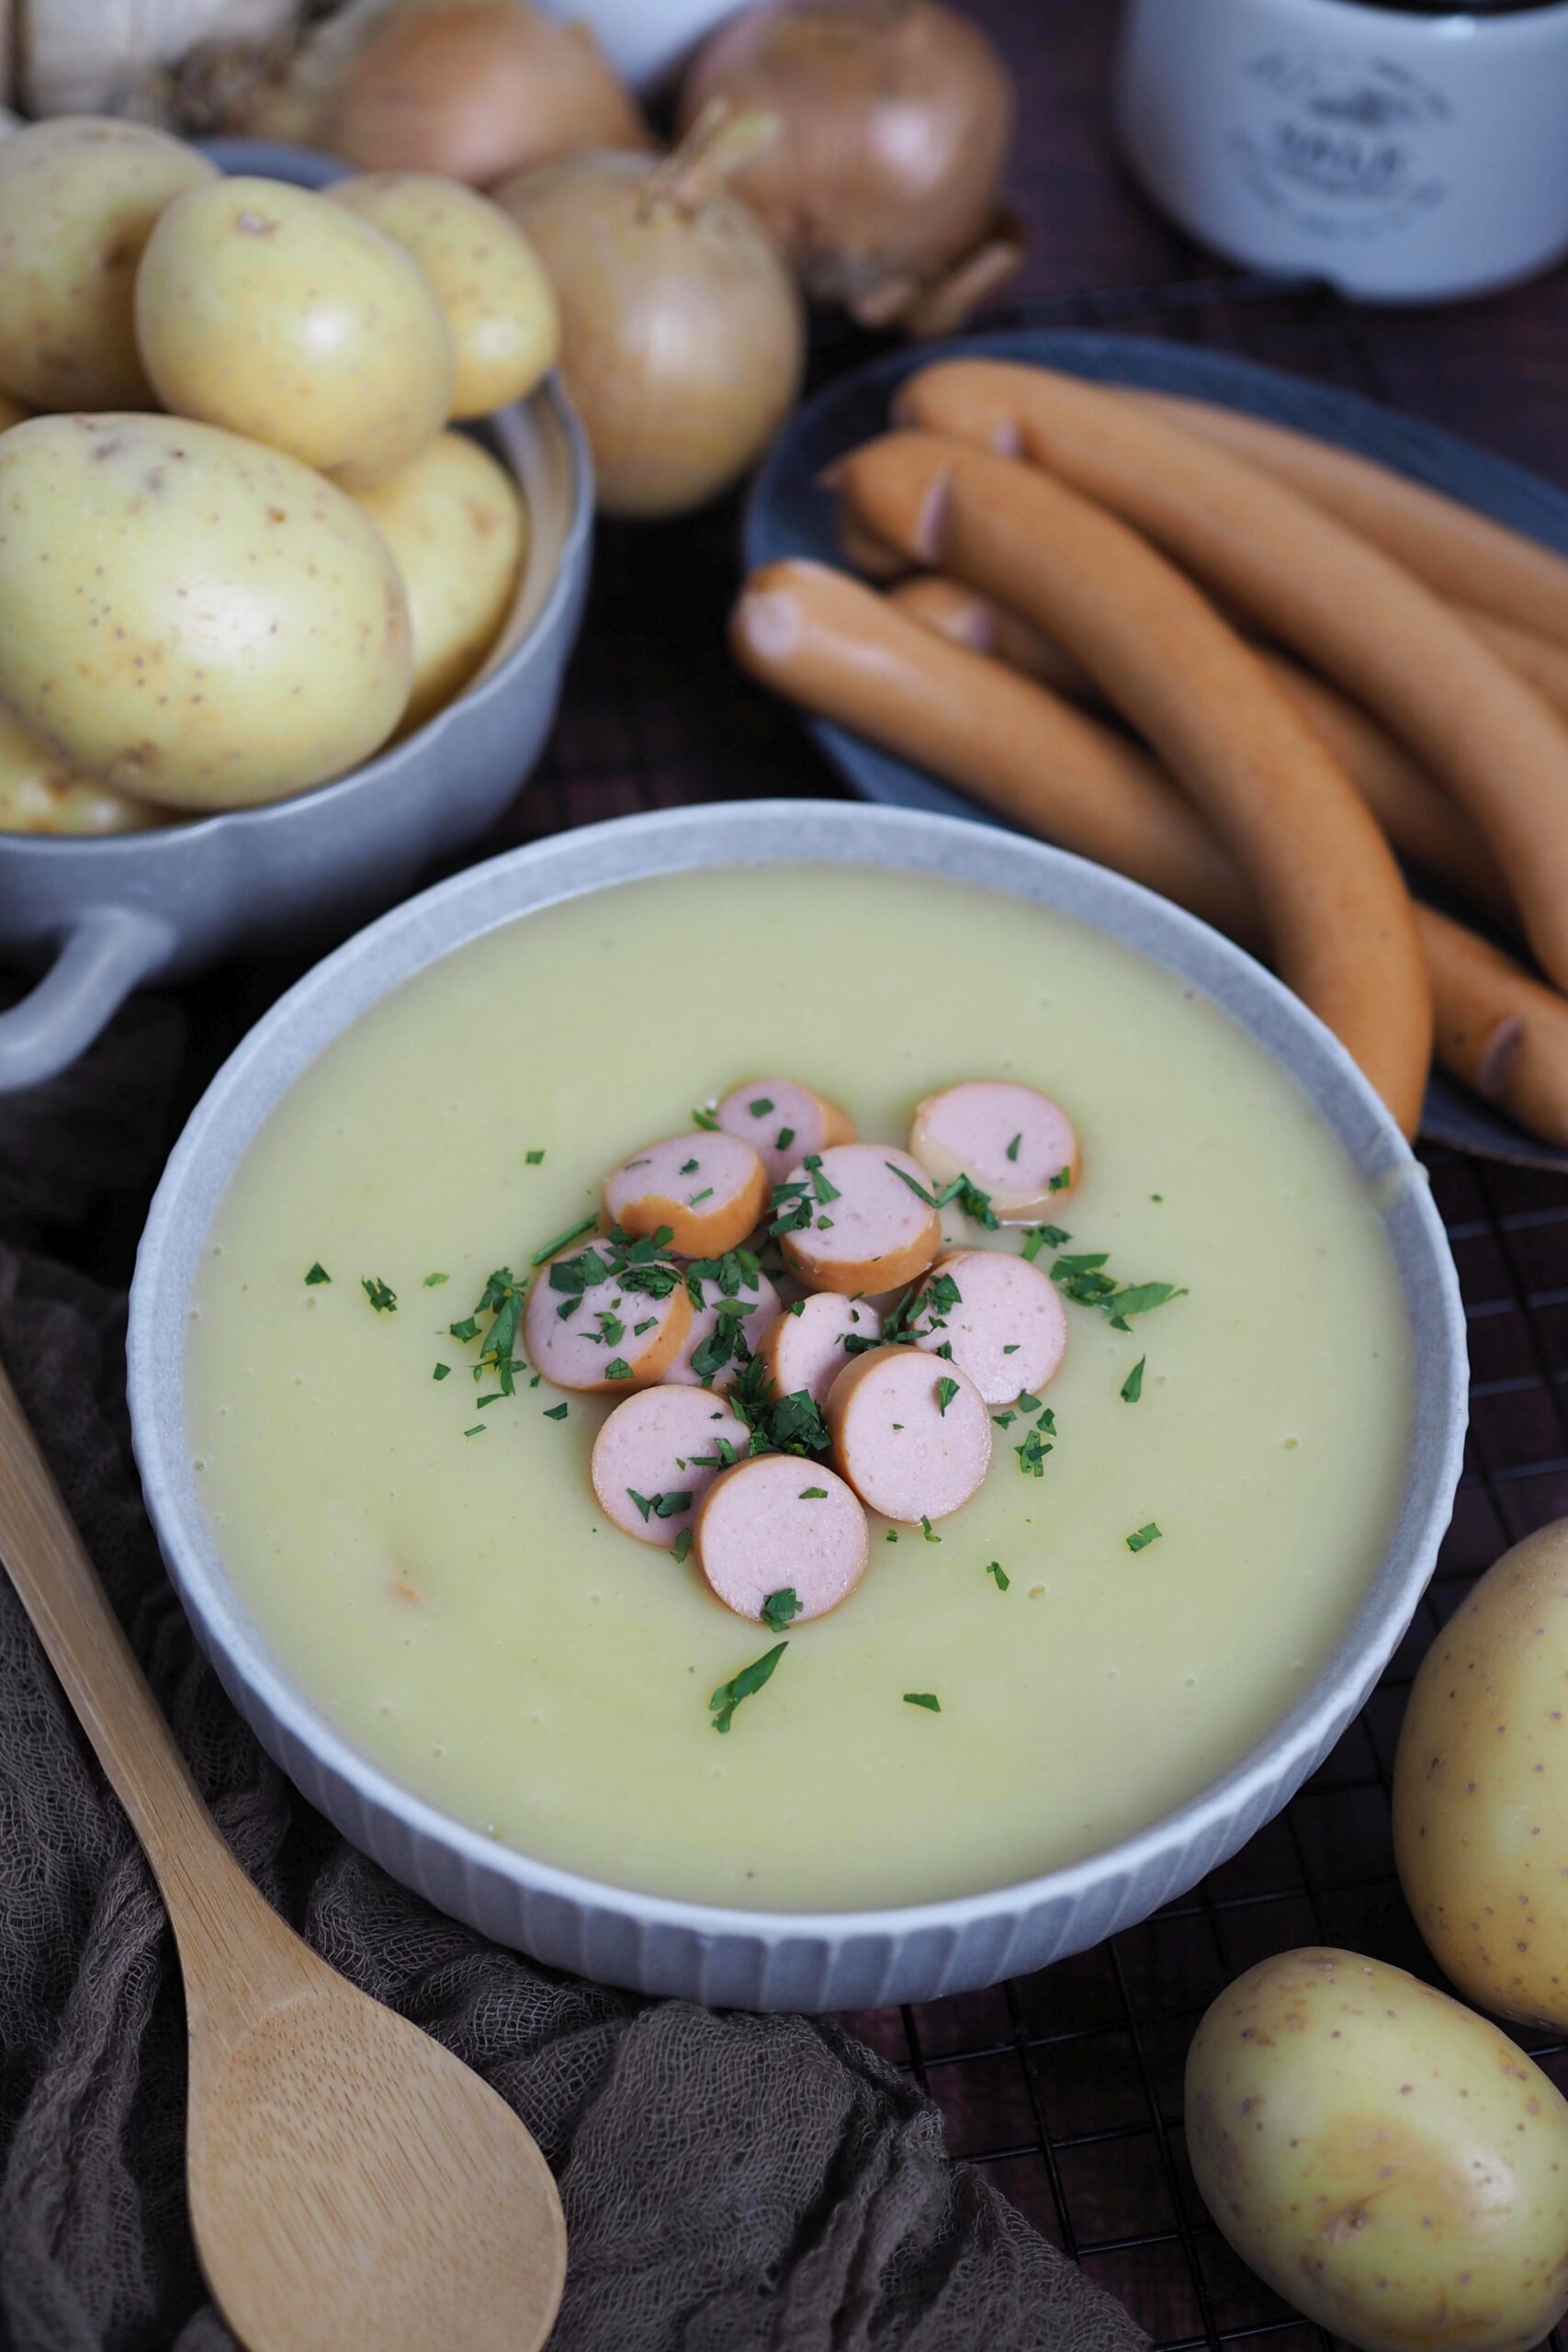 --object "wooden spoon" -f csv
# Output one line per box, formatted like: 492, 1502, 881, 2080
0, 1358, 567, 2352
